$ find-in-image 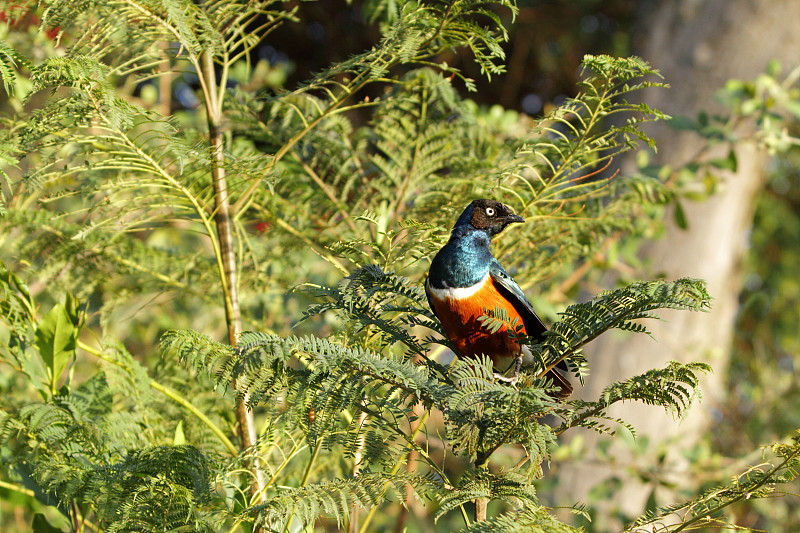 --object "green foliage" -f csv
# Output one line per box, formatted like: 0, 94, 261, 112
554, 361, 711, 439
157, 276, 715, 530
459, 505, 584, 533
0, 371, 217, 531
299, 264, 441, 358
0, 258, 35, 337
538, 278, 711, 378
251, 471, 435, 530
0, 1, 796, 532
34, 297, 81, 396
628, 435, 800, 532
0, 39, 31, 95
